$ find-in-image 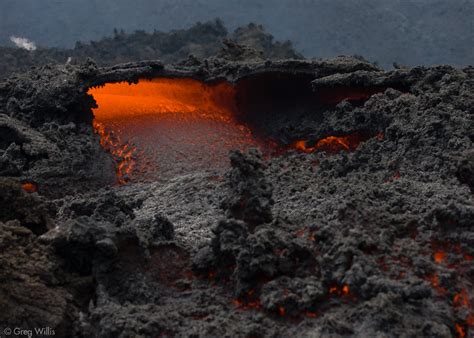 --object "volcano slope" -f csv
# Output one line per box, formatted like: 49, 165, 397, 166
0, 54, 473, 337
0, 20, 302, 81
